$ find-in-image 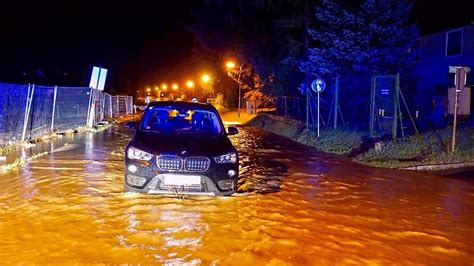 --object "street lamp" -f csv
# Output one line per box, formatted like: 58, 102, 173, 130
172, 83, 179, 91
186, 80, 195, 96
146, 87, 151, 96
226, 61, 244, 117
226, 61, 236, 69
161, 84, 168, 91
201, 74, 212, 97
